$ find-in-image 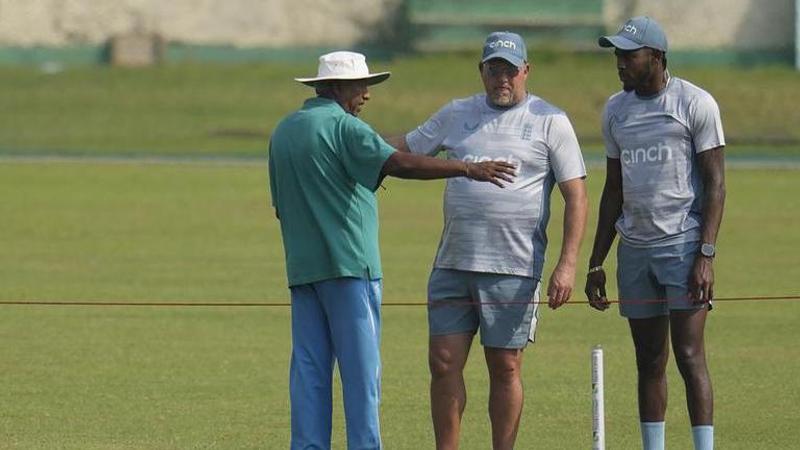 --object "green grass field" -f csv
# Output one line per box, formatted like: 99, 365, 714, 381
1, 54, 799, 448
1, 53, 799, 156
1, 161, 799, 449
